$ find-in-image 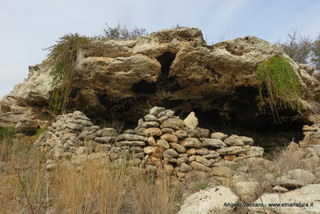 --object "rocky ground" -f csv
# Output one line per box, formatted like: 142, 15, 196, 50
33, 106, 320, 214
